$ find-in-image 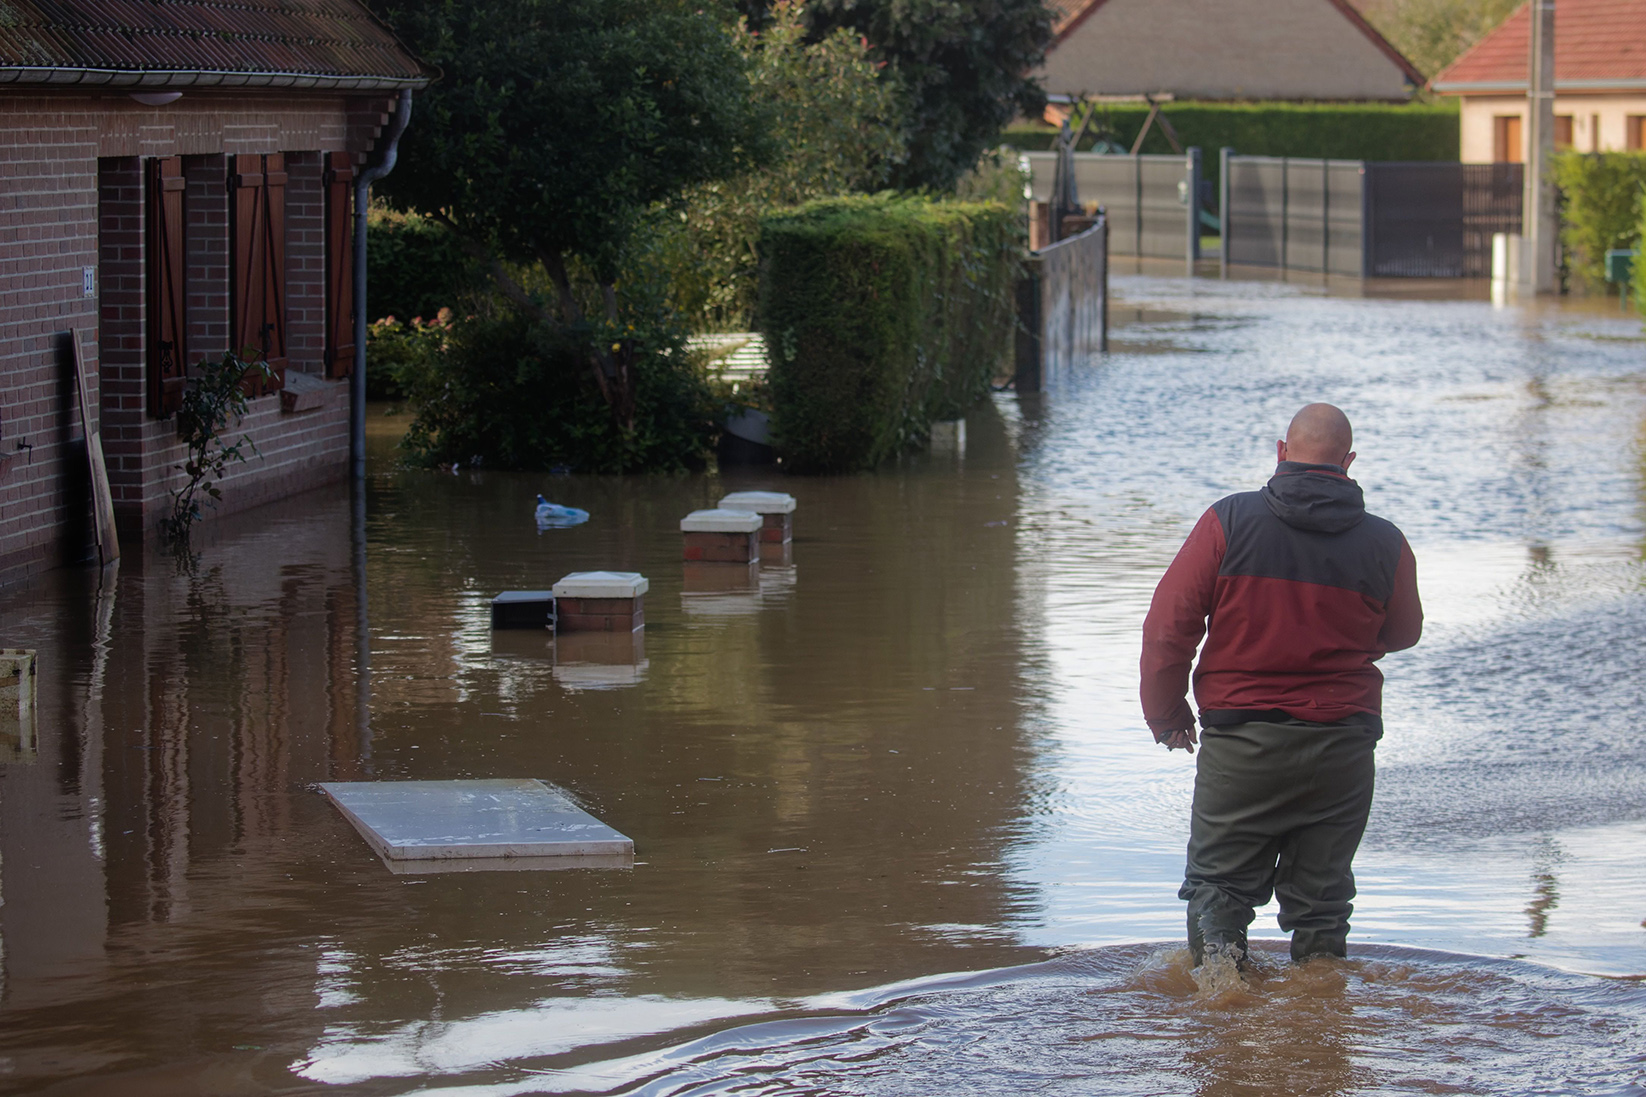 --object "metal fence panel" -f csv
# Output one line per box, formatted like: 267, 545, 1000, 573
1138, 156, 1189, 259
1024, 152, 1056, 203
1284, 159, 1327, 272
1227, 156, 1285, 268
1070, 156, 1138, 254
1018, 217, 1108, 391
1366, 162, 1465, 277
1326, 160, 1365, 276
